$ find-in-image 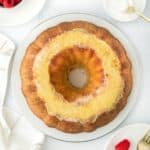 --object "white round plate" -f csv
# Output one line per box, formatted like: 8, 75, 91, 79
0, 0, 46, 26
105, 123, 150, 150
103, 0, 147, 22
12, 13, 142, 142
